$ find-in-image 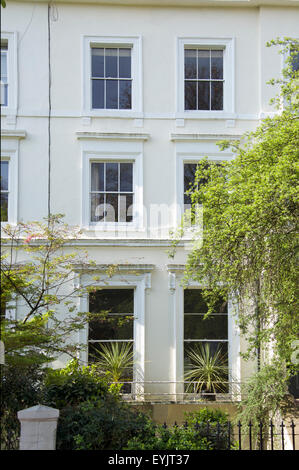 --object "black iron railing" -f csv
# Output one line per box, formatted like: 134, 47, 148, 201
160, 419, 297, 450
